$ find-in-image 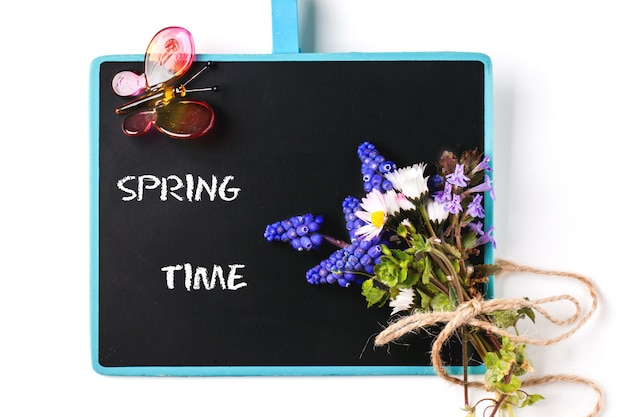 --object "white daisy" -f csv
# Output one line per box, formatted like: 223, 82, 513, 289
354, 189, 388, 241
384, 163, 429, 200
384, 189, 416, 215
390, 288, 416, 315
426, 199, 449, 223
